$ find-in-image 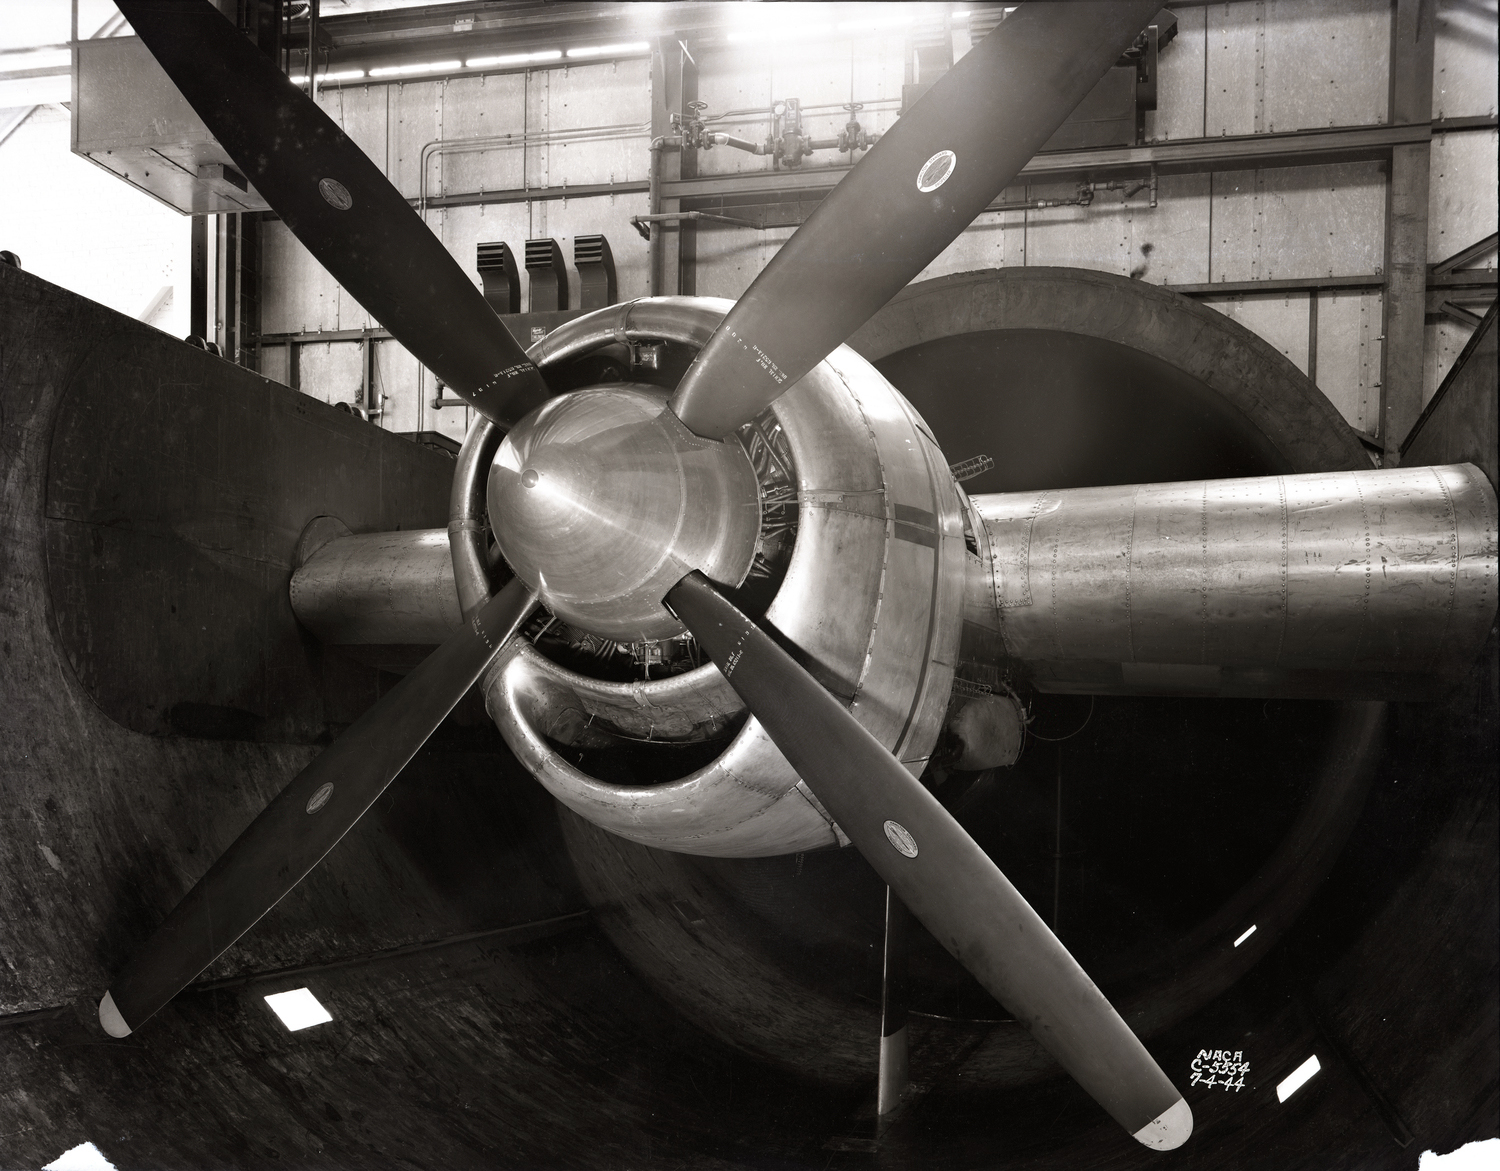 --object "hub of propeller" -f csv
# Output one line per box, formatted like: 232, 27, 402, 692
487, 384, 763, 642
